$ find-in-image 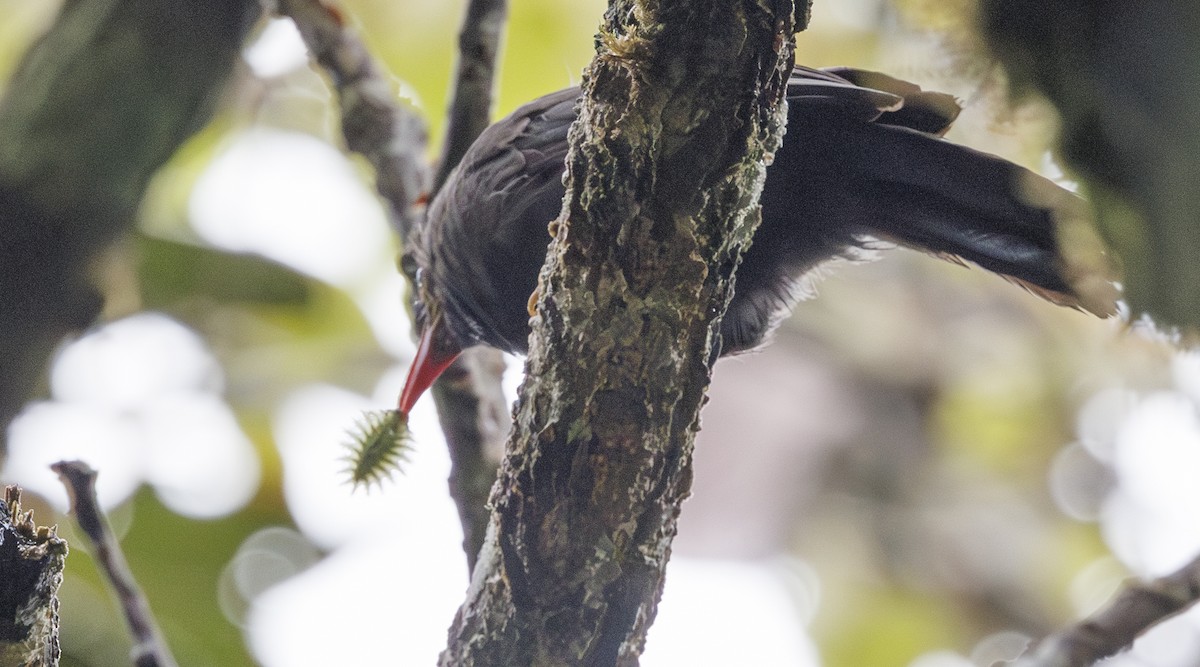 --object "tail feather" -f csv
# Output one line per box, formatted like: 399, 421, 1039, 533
818, 122, 1116, 316
725, 81, 1116, 354
823, 67, 962, 135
